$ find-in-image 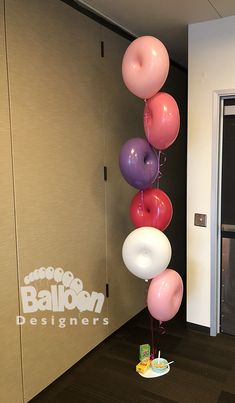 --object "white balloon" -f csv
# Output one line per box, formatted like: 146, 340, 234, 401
46, 266, 54, 280
122, 226, 171, 280
70, 278, 83, 294
29, 272, 35, 282
38, 267, 46, 280
24, 275, 30, 285
62, 271, 74, 288
34, 269, 40, 281
54, 267, 64, 283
